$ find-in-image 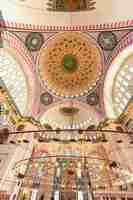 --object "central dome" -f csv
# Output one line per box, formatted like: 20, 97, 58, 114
38, 32, 102, 97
